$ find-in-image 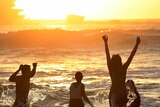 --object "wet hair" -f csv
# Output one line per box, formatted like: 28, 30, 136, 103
21, 65, 31, 75
126, 80, 137, 91
111, 54, 122, 67
75, 72, 83, 82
